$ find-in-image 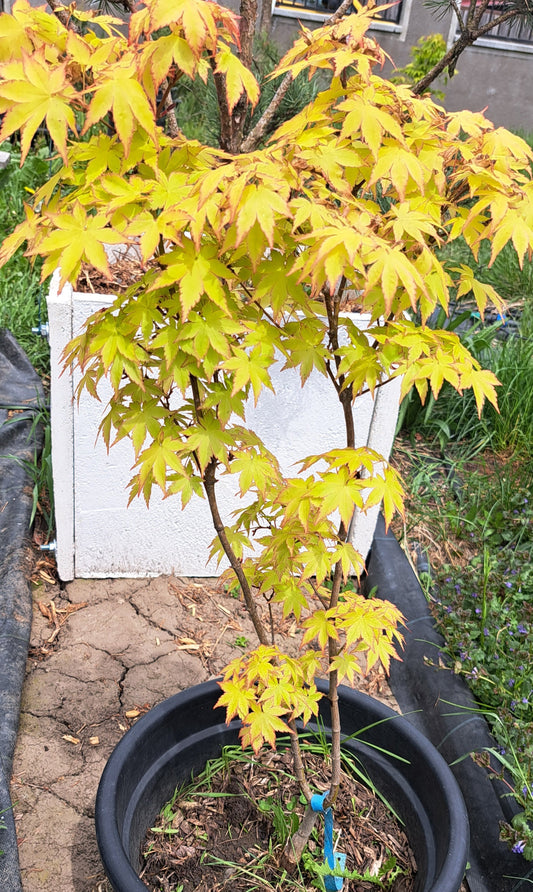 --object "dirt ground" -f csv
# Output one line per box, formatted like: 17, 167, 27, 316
10, 574, 399, 892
